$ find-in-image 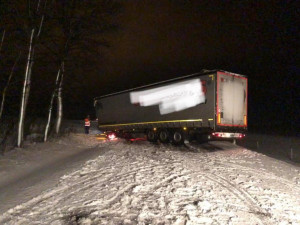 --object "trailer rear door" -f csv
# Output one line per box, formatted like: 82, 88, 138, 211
216, 72, 247, 128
